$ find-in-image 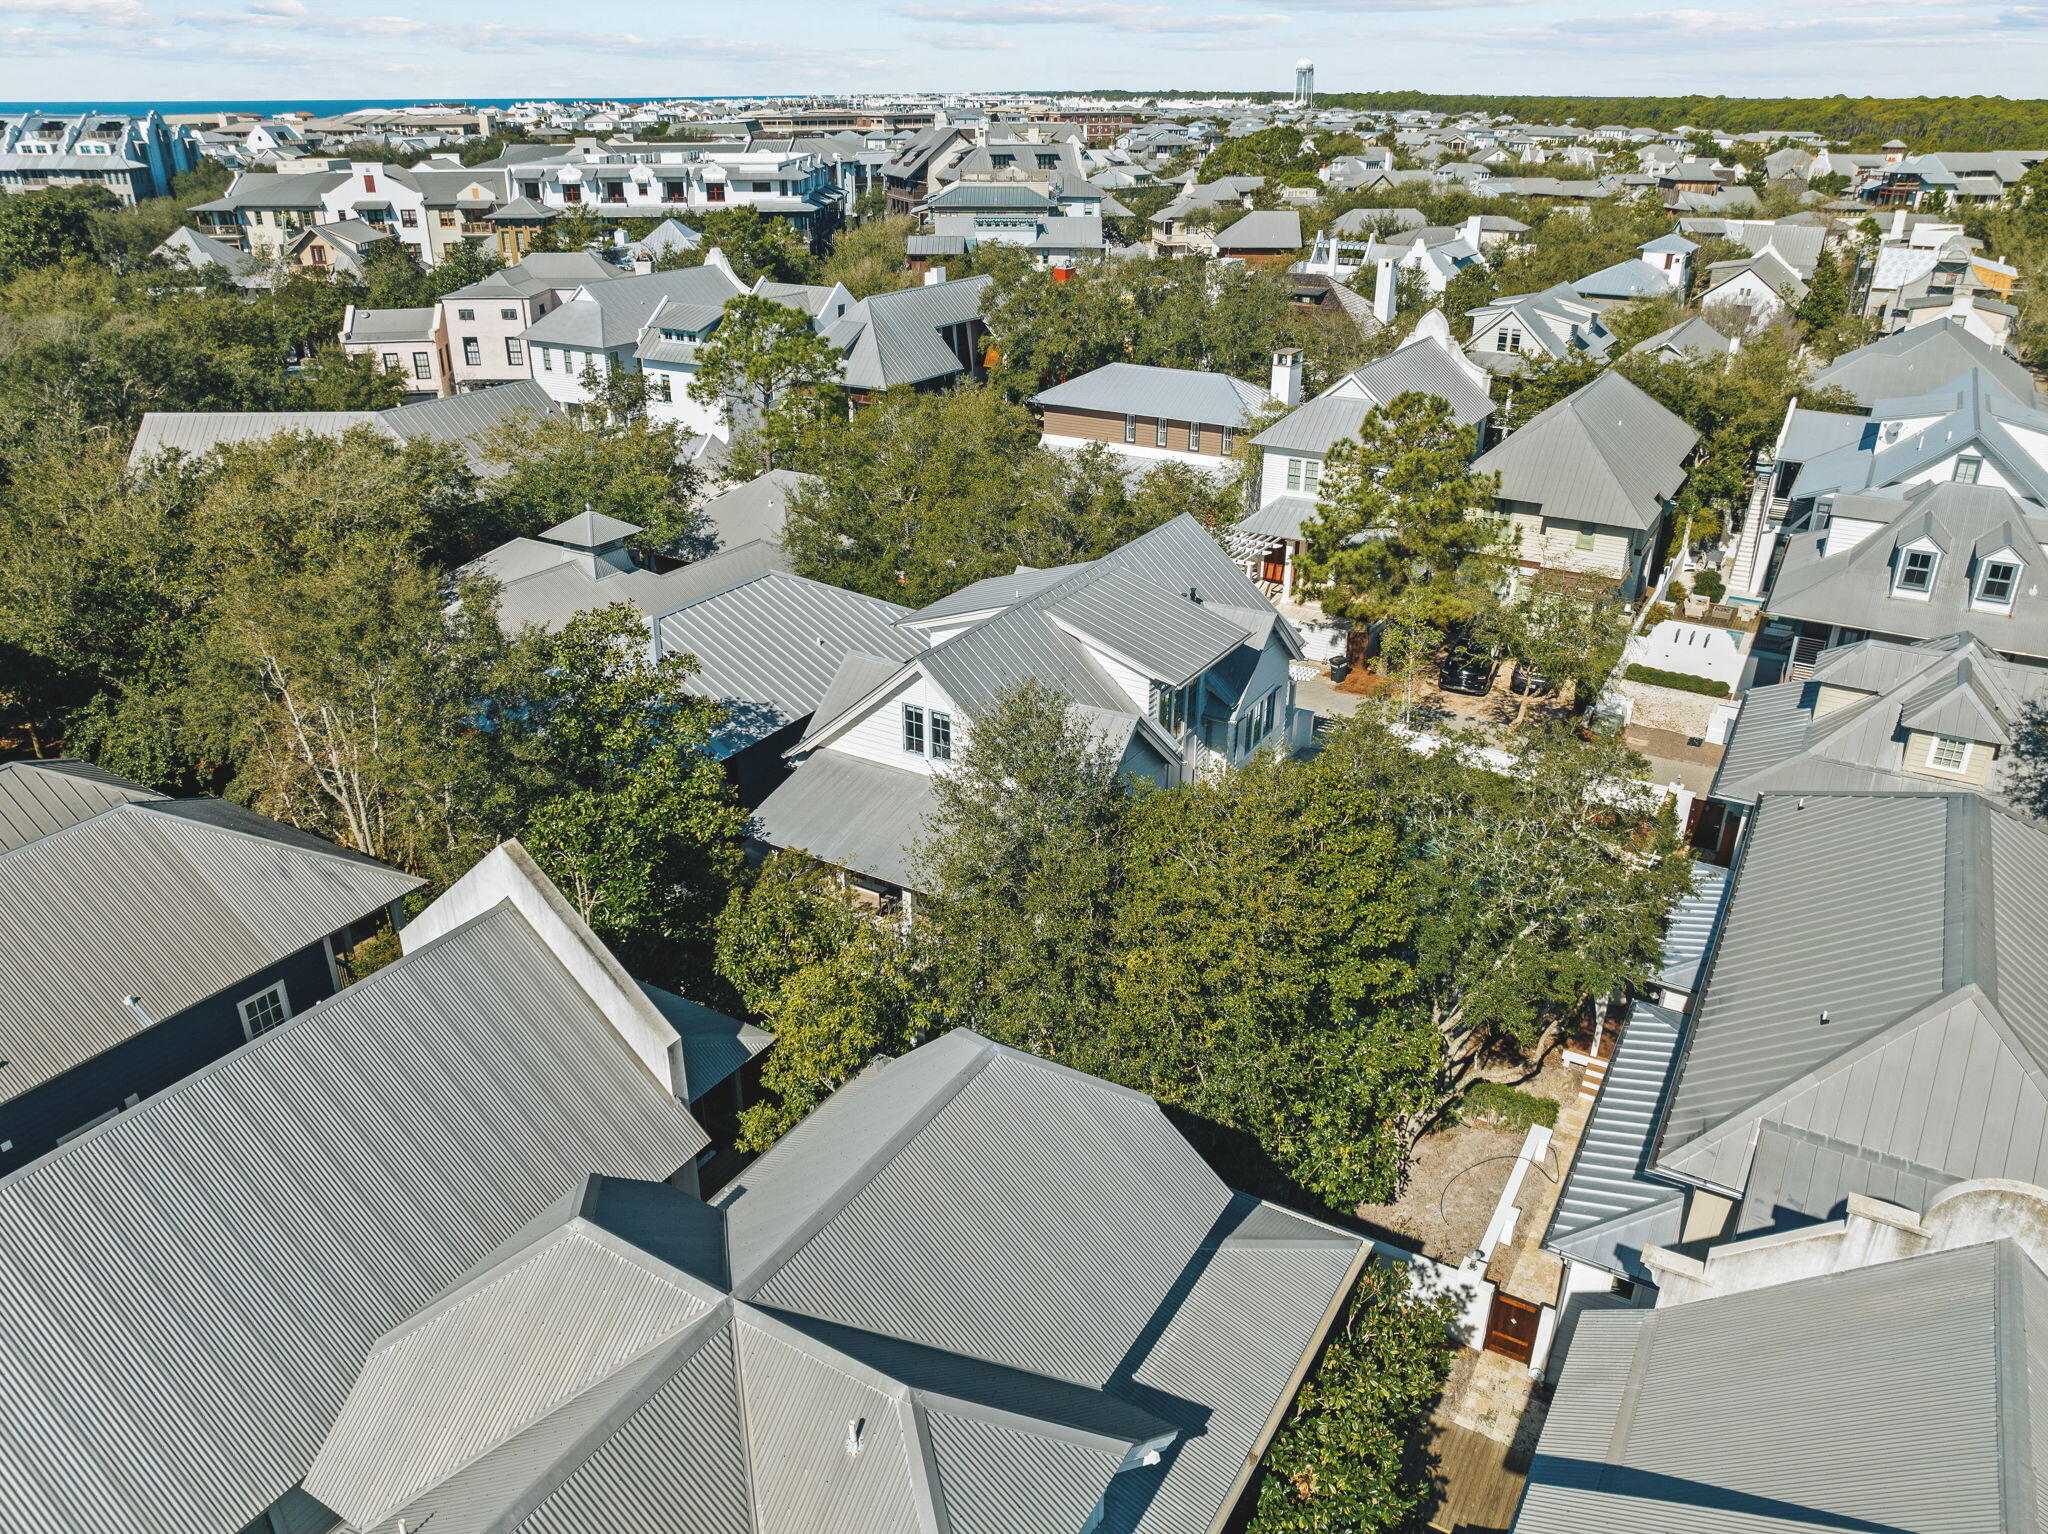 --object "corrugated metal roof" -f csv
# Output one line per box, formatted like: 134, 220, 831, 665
747, 752, 935, 890
127, 410, 381, 466
1518, 1240, 2039, 1534
1045, 566, 1249, 687
380, 380, 559, 463
0, 901, 708, 1534
0, 800, 421, 1100
0, 759, 160, 853
656, 572, 919, 752
1033, 363, 1274, 427
1659, 863, 1731, 995
489, 539, 789, 636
